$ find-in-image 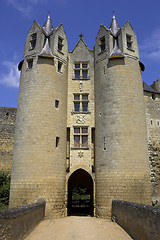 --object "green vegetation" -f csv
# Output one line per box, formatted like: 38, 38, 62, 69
72, 185, 90, 201
0, 171, 11, 210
